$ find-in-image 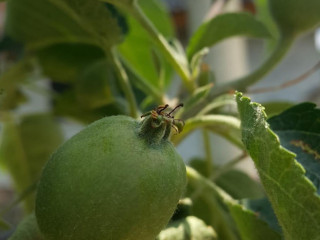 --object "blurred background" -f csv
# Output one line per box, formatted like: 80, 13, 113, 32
0, 0, 319, 237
